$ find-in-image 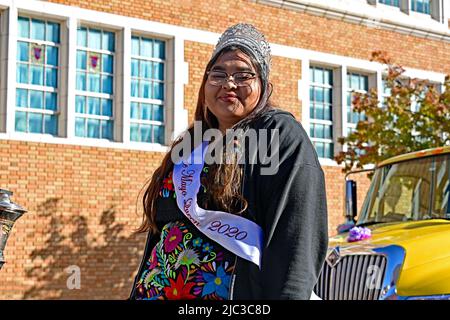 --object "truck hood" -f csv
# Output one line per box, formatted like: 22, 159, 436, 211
329, 219, 450, 296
